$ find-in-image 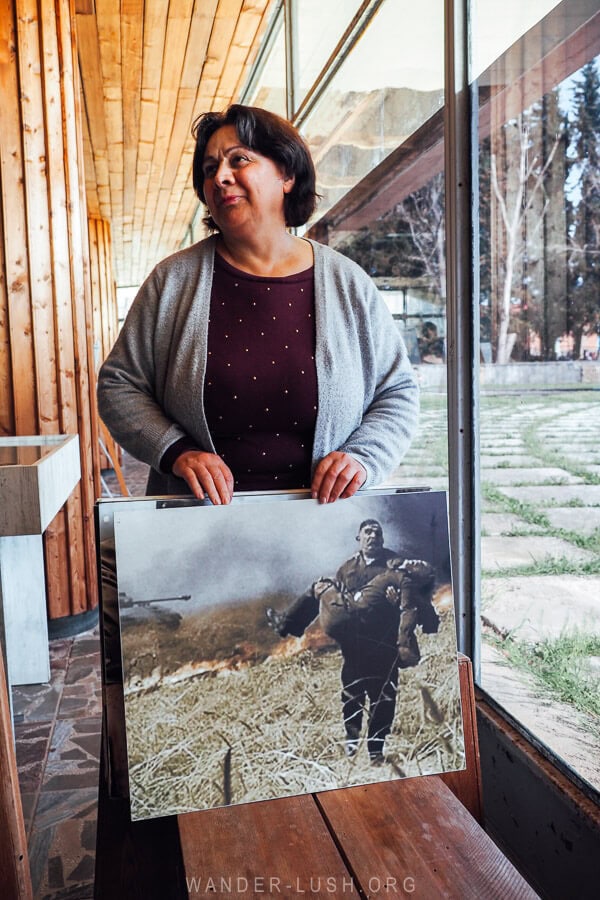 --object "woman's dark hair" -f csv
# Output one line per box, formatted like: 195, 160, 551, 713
191, 104, 318, 229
